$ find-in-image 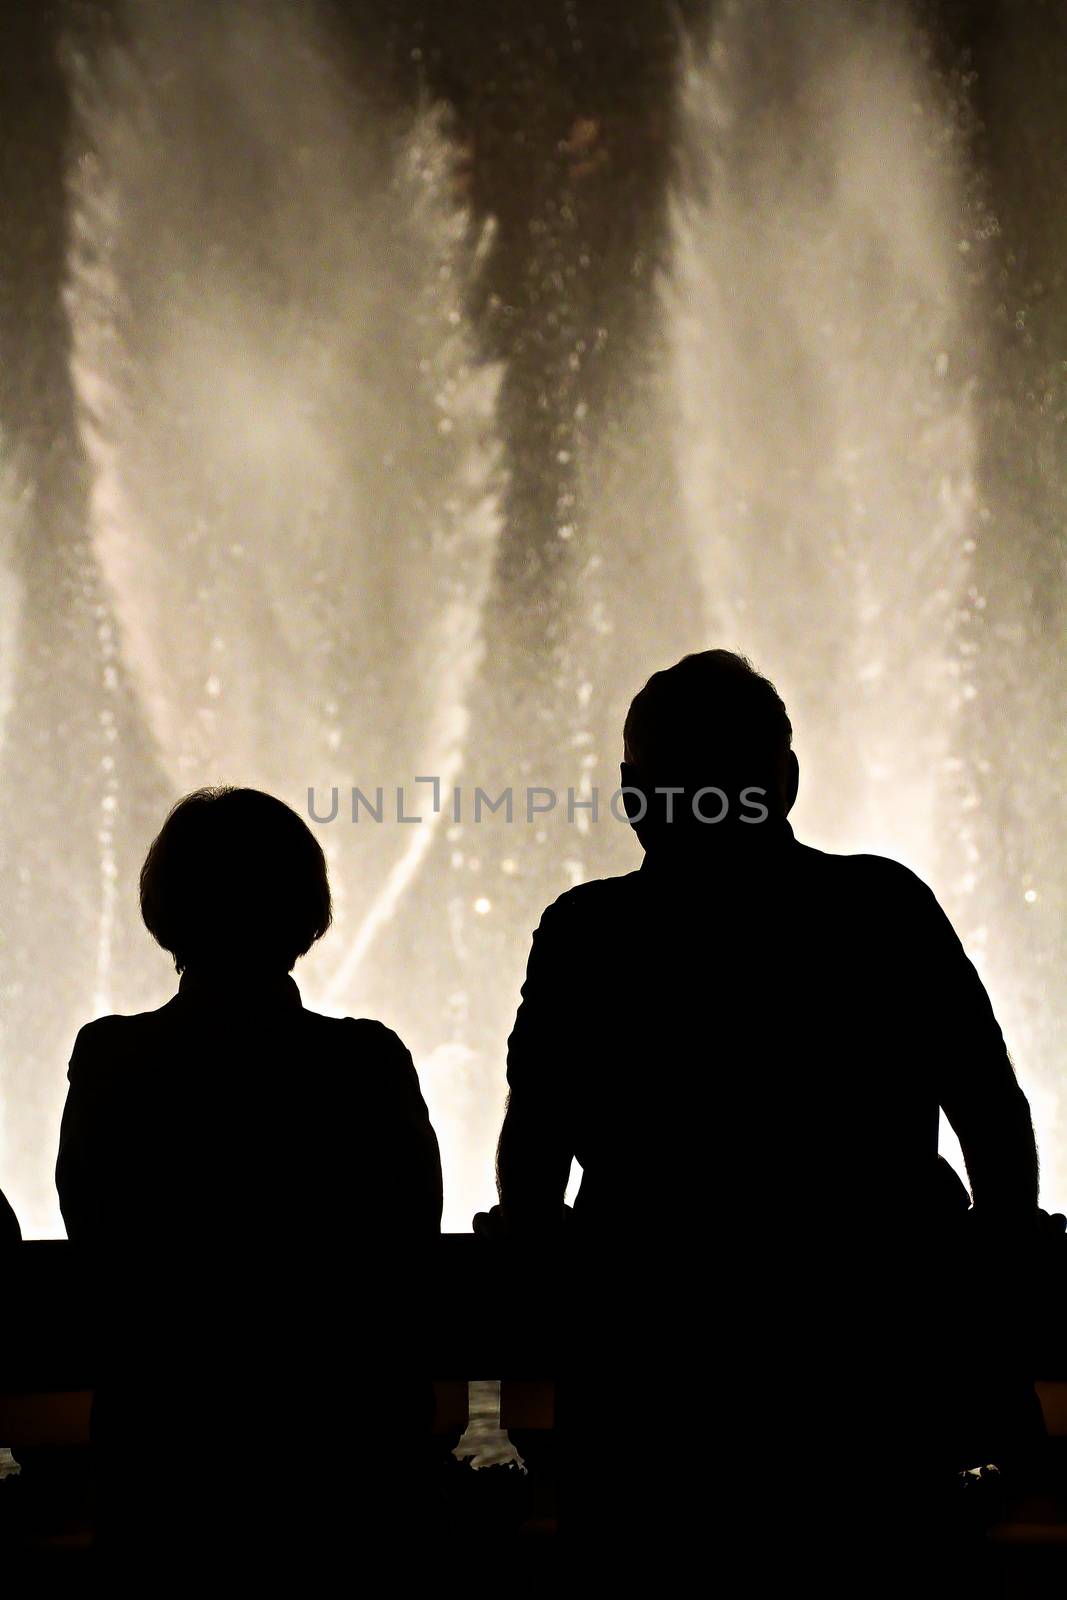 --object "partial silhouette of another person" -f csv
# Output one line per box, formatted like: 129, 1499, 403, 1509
0, 1183, 20, 1245
56, 787, 442, 1579
493, 651, 1040, 1590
